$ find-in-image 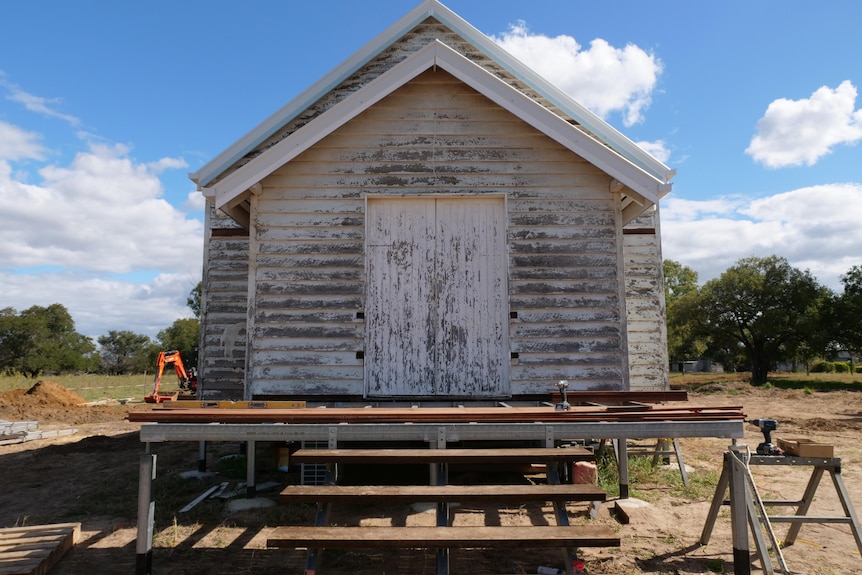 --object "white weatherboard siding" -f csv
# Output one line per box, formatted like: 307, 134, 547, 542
199, 205, 250, 399
242, 69, 626, 398
623, 209, 669, 390
366, 197, 509, 397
